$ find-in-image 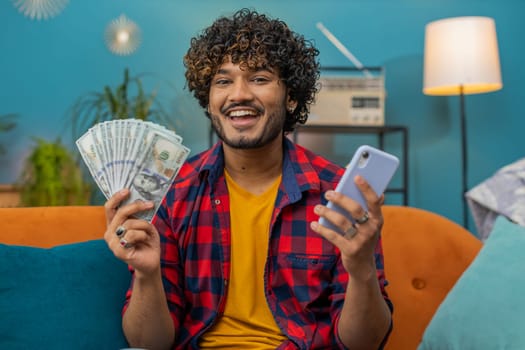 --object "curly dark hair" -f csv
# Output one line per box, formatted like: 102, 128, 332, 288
183, 8, 320, 132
